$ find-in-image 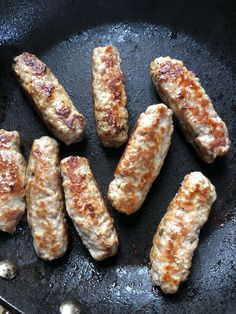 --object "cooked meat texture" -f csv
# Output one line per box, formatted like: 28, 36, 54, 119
150, 172, 216, 294
150, 56, 230, 163
26, 136, 68, 261
60, 156, 119, 261
92, 46, 128, 147
0, 129, 26, 233
108, 104, 173, 215
13, 52, 86, 145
